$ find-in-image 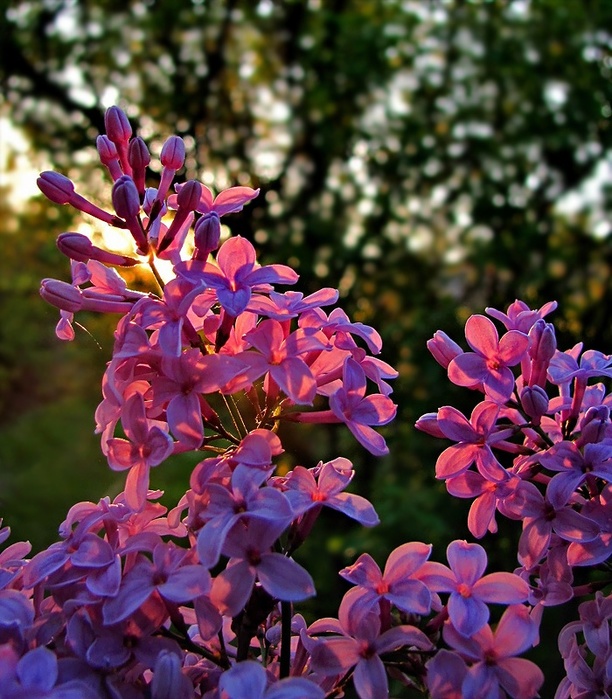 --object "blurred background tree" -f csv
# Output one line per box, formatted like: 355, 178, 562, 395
1, 0, 611, 693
